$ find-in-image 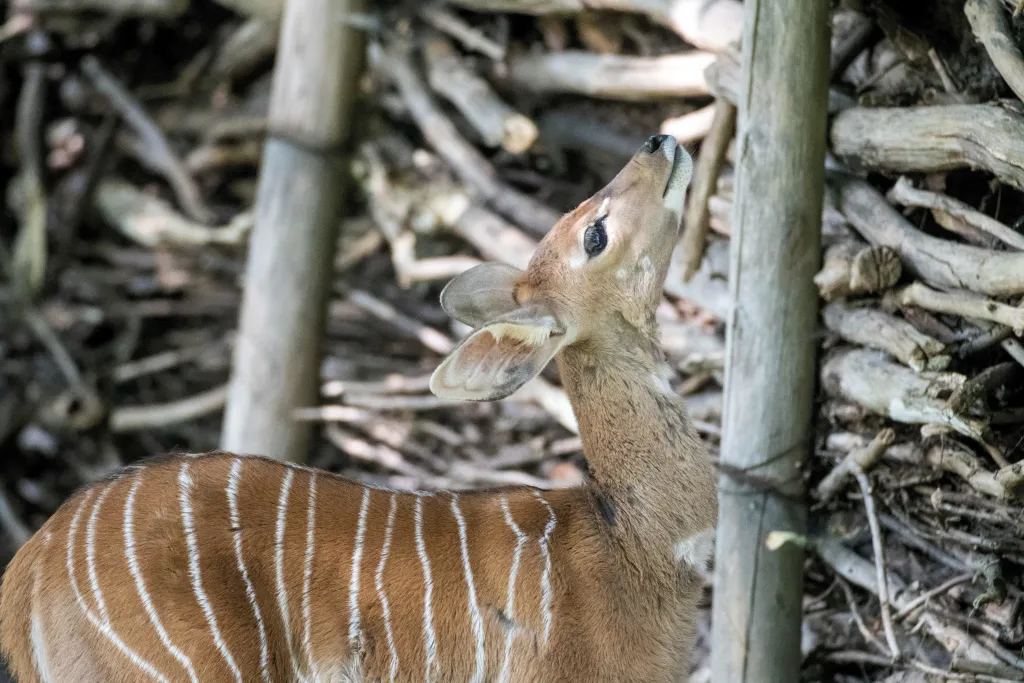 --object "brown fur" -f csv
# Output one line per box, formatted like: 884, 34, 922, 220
0, 136, 717, 682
